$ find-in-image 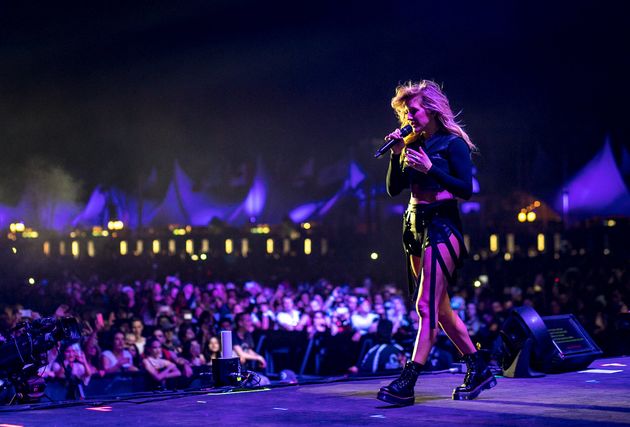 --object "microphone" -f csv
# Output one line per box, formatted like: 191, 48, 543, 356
374, 125, 413, 158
